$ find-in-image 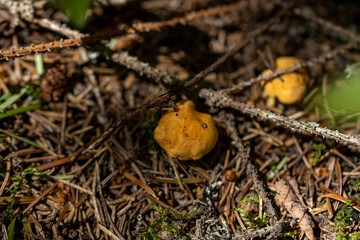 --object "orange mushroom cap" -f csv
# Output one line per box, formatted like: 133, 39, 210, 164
262, 57, 309, 105
154, 100, 218, 160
